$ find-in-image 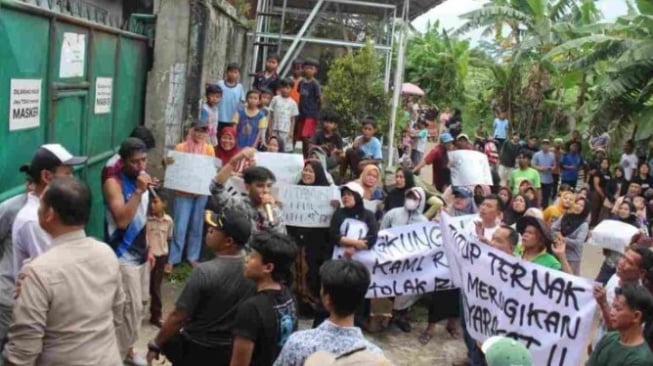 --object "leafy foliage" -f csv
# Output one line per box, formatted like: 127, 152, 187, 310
323, 41, 390, 139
